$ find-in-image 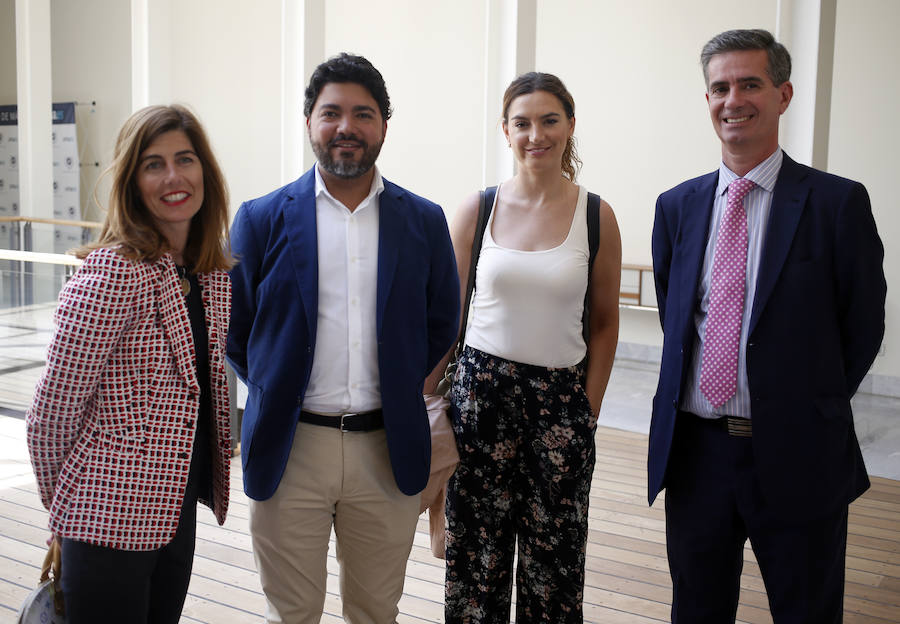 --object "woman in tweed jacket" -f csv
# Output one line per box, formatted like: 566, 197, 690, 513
26, 104, 233, 624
